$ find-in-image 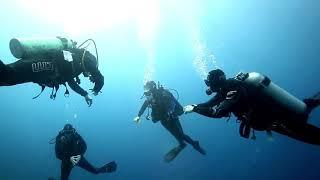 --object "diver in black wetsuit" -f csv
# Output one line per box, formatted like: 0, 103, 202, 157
0, 40, 104, 106
55, 124, 117, 180
134, 81, 206, 163
184, 69, 320, 145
